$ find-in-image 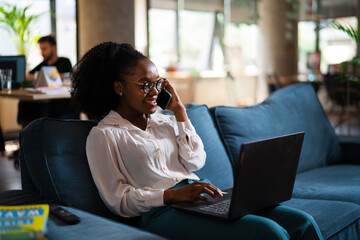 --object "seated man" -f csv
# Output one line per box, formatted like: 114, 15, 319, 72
26, 35, 72, 80
18, 35, 79, 127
